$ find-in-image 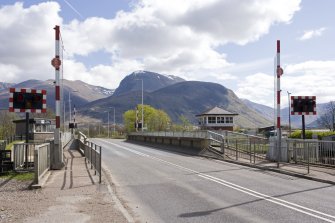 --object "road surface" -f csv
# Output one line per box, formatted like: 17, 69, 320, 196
93, 138, 335, 223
